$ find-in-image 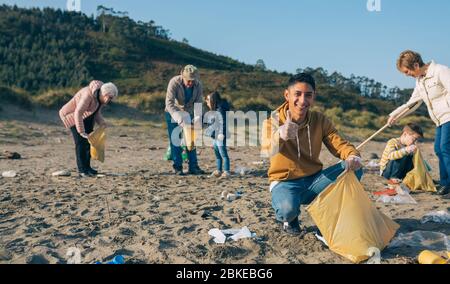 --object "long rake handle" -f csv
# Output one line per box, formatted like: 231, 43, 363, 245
356, 106, 414, 151
356, 124, 390, 150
